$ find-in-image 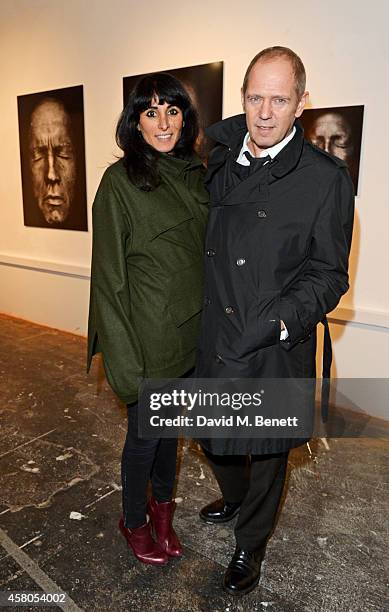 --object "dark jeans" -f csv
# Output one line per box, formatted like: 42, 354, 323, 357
121, 402, 178, 529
